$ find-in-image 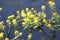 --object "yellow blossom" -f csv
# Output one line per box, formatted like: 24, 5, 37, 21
34, 17, 39, 23
27, 12, 32, 18
22, 22, 27, 26
12, 19, 17, 26
16, 16, 20, 19
1, 25, 6, 30
8, 15, 15, 19
42, 13, 46, 18
0, 21, 4, 25
41, 5, 45, 10
48, 1, 52, 5
51, 2, 55, 6
34, 19, 39, 23
0, 32, 4, 38
24, 18, 30, 22
43, 18, 47, 23
5, 37, 9, 40
14, 30, 19, 35
28, 33, 32, 40
52, 12, 58, 18
6, 20, 11, 25
47, 24, 52, 27
21, 10, 25, 13
30, 14, 35, 18
19, 32, 23, 36
26, 8, 29, 12
0, 7, 2, 11
6, 20, 10, 23
21, 12, 26, 18
38, 12, 41, 17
